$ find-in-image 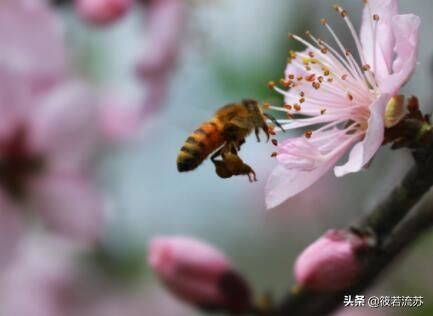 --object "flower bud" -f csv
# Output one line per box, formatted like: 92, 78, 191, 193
294, 230, 368, 291
148, 236, 251, 314
384, 95, 406, 128
75, 0, 133, 26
